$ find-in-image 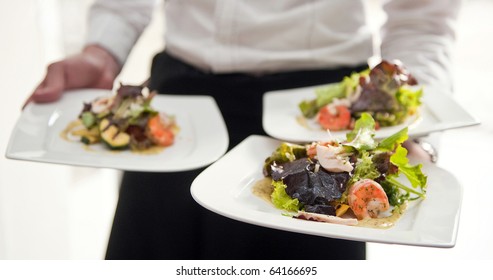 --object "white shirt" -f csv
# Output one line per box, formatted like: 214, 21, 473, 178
87, 0, 461, 90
